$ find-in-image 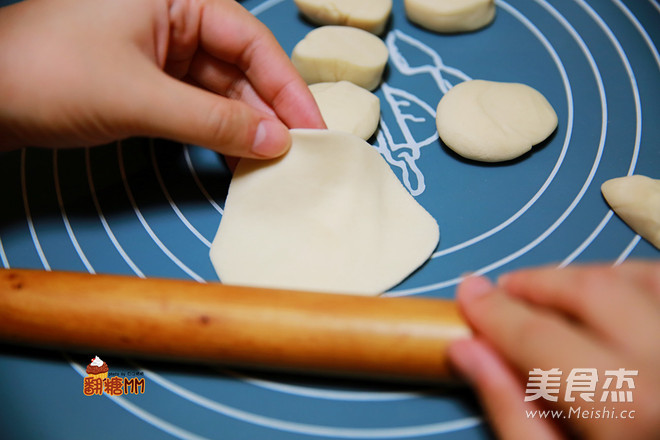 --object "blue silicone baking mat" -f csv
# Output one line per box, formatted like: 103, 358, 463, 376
1, 0, 658, 438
